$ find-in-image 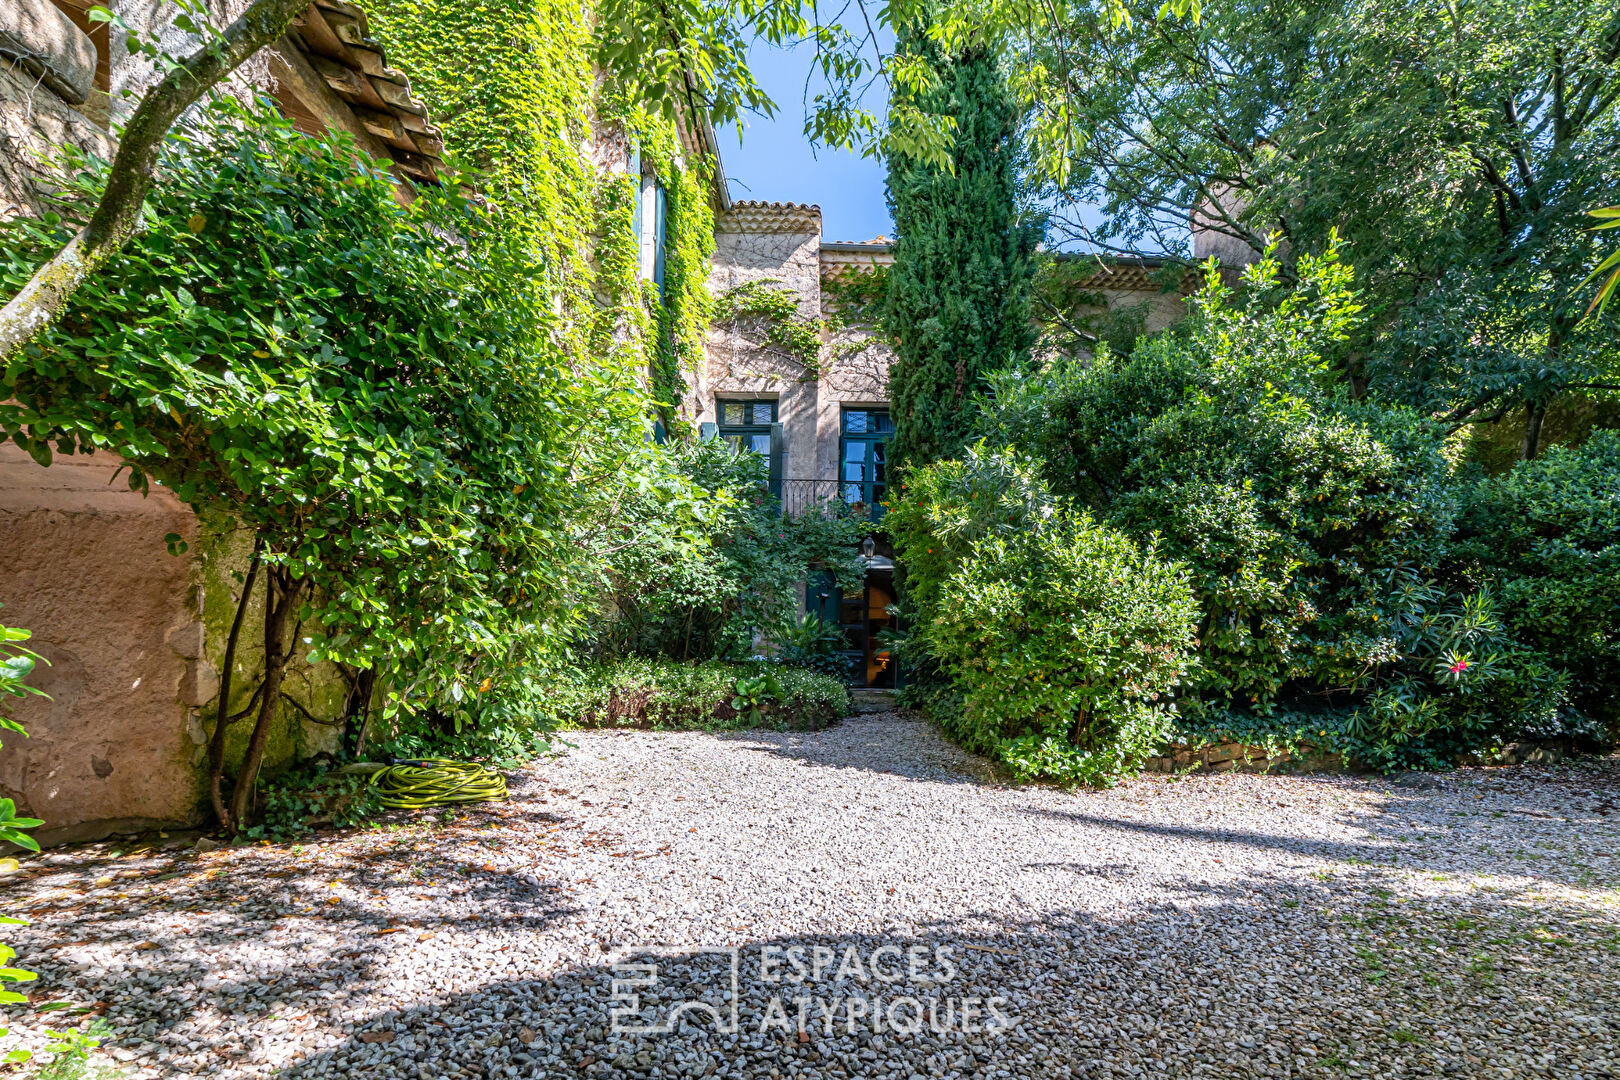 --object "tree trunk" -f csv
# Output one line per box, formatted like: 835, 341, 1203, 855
206, 537, 263, 831
0, 0, 313, 363
228, 566, 307, 830
1520, 400, 1548, 461
341, 665, 379, 759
